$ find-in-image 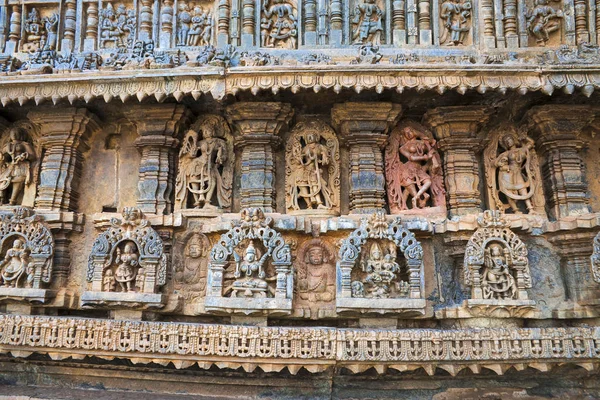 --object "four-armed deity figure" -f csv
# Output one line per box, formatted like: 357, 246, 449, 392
0, 239, 33, 288
355, 242, 406, 299
175, 118, 230, 210
352, 0, 384, 45
262, 0, 298, 48
113, 242, 139, 292
440, 0, 472, 45
0, 127, 36, 206
526, 0, 563, 46
288, 132, 334, 211
229, 241, 271, 298
385, 121, 445, 212
482, 243, 517, 300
